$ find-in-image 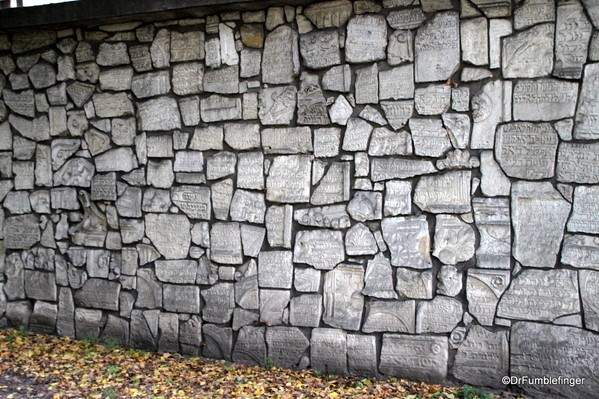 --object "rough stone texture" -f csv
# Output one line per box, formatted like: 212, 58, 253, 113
415, 12, 460, 82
